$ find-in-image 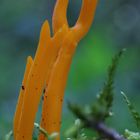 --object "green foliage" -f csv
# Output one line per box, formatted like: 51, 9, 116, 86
124, 130, 140, 140
91, 49, 125, 121
122, 92, 140, 129
64, 119, 90, 140
67, 49, 140, 140
67, 50, 126, 140
68, 49, 125, 124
